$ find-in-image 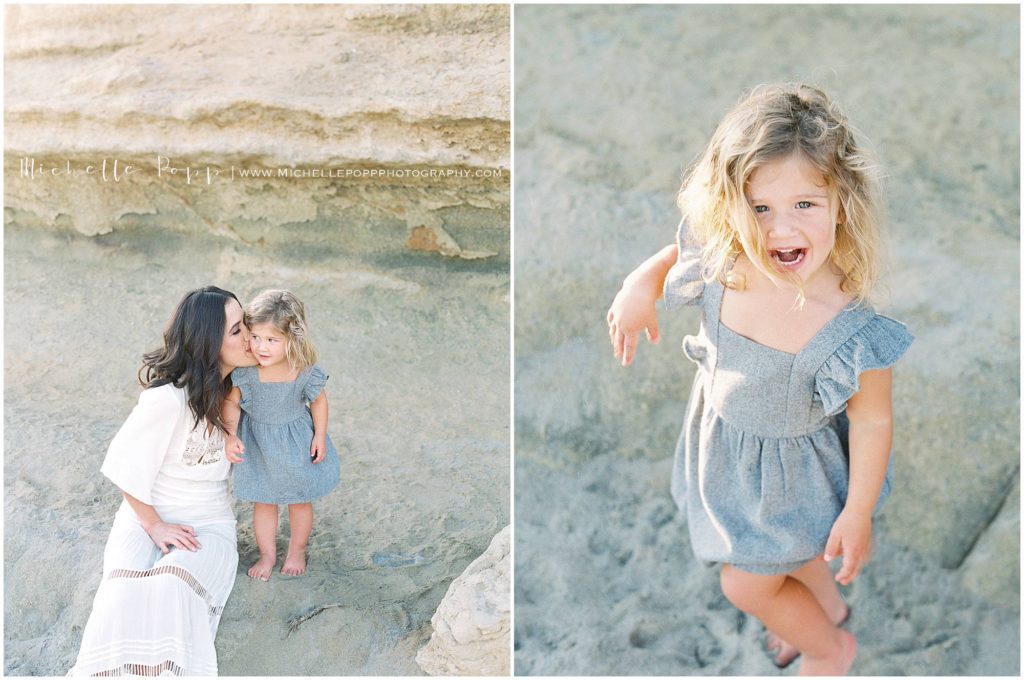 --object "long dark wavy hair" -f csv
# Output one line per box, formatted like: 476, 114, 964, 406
138, 286, 241, 432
